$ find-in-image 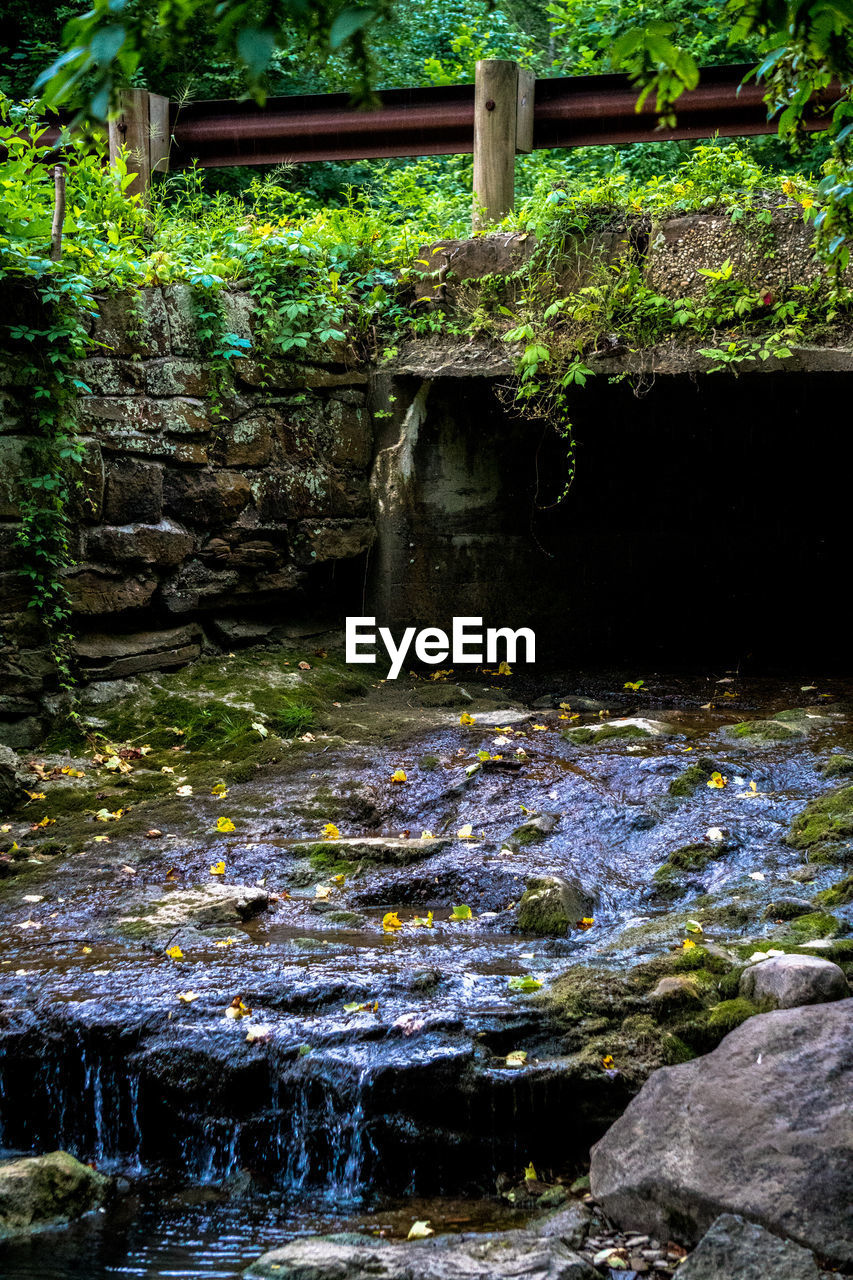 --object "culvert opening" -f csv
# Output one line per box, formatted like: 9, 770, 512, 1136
369, 372, 852, 670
